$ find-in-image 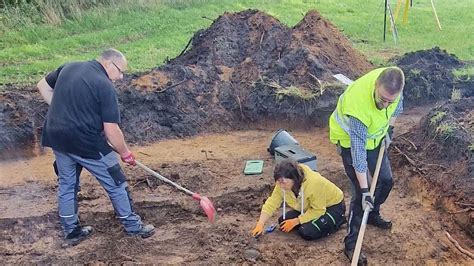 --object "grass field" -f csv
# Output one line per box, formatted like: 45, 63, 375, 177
1, 0, 473, 85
